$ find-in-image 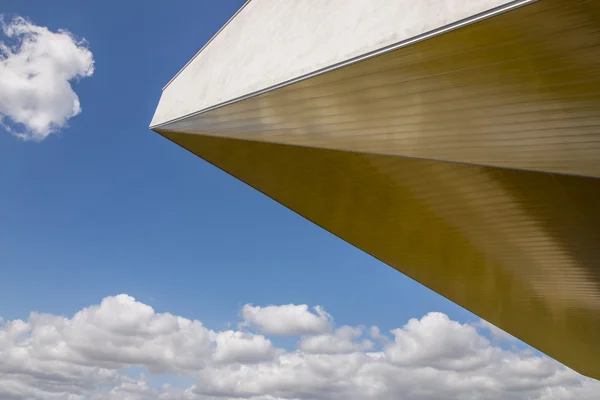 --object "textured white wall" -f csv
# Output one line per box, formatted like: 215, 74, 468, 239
151, 0, 516, 127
